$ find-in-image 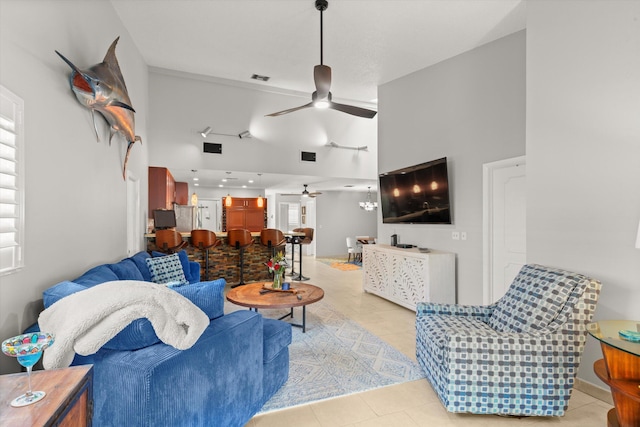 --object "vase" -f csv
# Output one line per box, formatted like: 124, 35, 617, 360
272, 269, 283, 289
